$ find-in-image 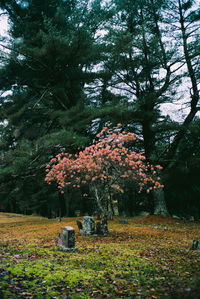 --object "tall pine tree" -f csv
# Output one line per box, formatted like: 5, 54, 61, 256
0, 0, 112, 215
100, 0, 199, 215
